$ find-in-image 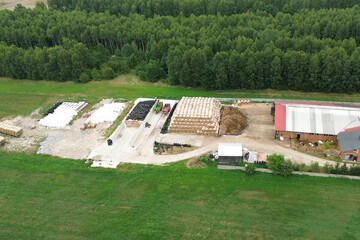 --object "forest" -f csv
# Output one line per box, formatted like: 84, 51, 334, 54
0, 2, 360, 92
47, 0, 360, 16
